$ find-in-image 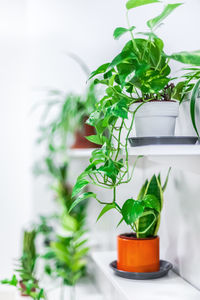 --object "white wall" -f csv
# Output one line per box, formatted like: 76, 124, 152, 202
1, 0, 200, 291
0, 0, 32, 277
